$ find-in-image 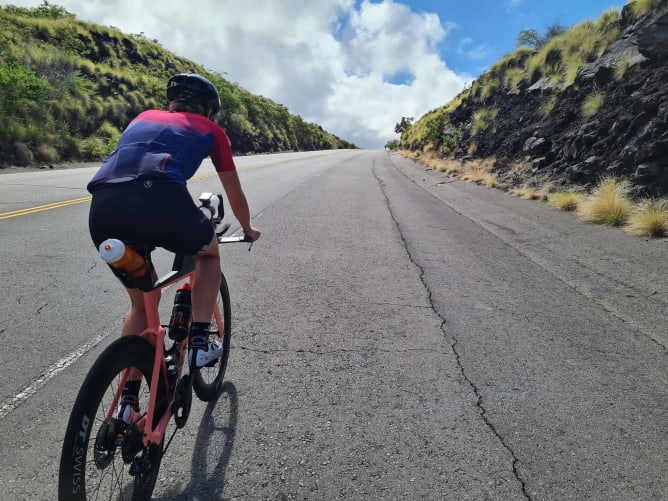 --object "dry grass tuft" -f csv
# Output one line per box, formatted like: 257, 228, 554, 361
398, 149, 419, 160
438, 159, 464, 175
625, 199, 668, 237
424, 156, 462, 175
511, 187, 547, 201
461, 159, 497, 187
576, 176, 632, 226
547, 190, 586, 211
